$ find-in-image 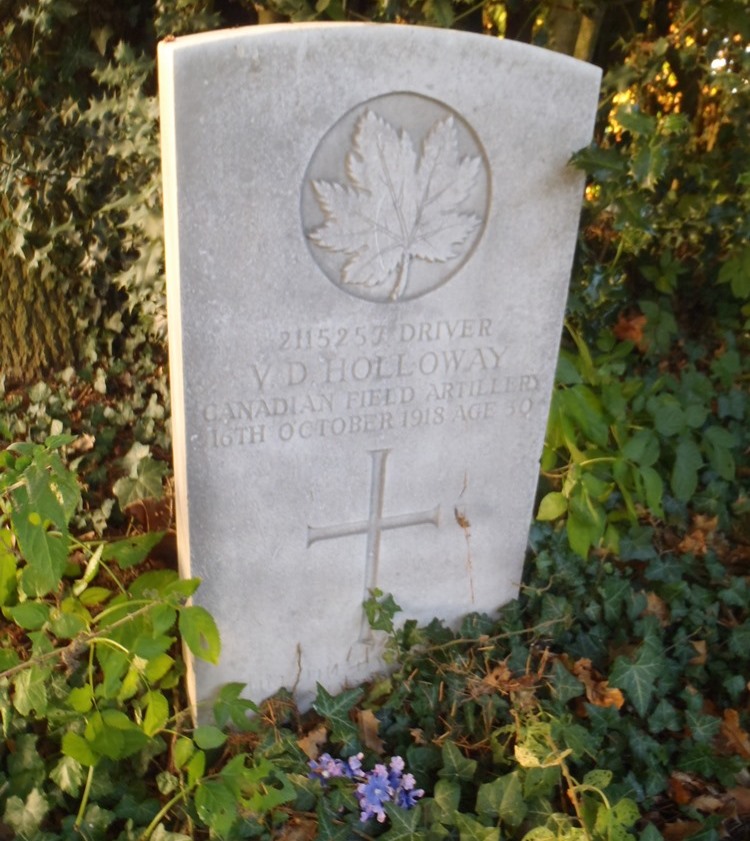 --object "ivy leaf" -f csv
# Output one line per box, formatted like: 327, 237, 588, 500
382, 802, 422, 840
438, 740, 477, 783
12, 665, 48, 717
454, 813, 500, 841
610, 637, 665, 717
113, 454, 167, 509
476, 771, 527, 829
310, 109, 482, 300
50, 755, 85, 796
213, 682, 259, 731
313, 683, 363, 751
3, 789, 50, 837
